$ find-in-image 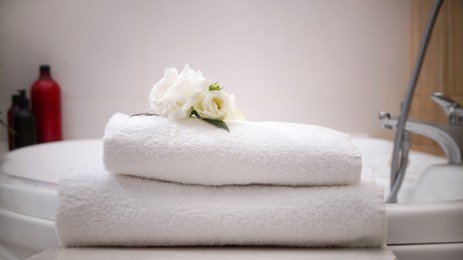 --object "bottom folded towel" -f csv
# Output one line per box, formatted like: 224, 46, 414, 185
55, 168, 386, 248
